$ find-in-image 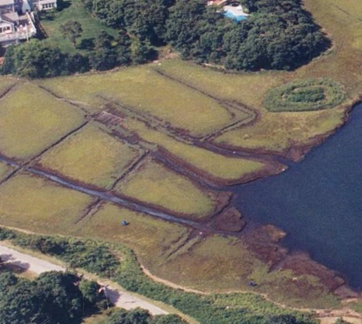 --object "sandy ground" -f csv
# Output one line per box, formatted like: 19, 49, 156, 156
0, 244, 167, 315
